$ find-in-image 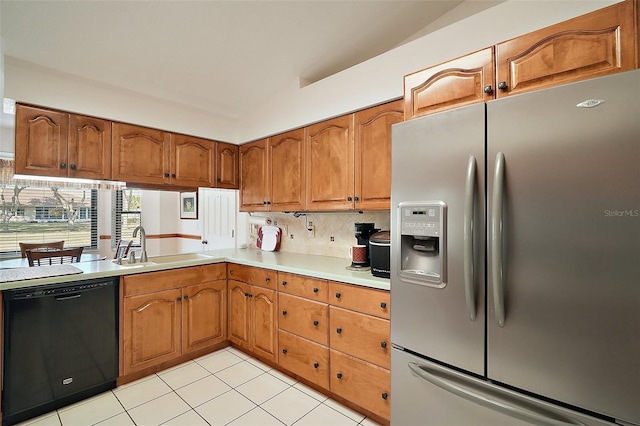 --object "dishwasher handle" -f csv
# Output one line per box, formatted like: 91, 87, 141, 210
56, 293, 82, 301
407, 362, 585, 426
